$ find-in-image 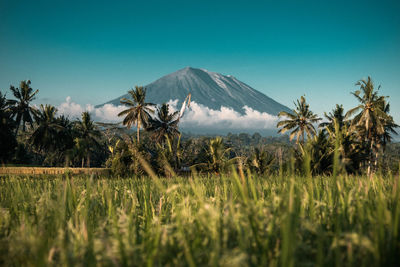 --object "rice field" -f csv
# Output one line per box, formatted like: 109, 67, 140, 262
1, 172, 399, 266
0, 167, 111, 176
